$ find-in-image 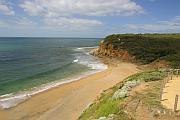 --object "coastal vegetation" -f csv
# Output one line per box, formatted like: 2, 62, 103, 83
102, 34, 180, 68
79, 34, 180, 120
79, 70, 167, 120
